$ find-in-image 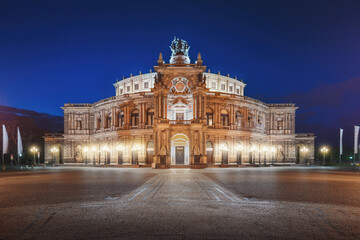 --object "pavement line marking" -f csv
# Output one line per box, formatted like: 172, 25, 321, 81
143, 176, 165, 200
194, 175, 213, 200
124, 174, 161, 201
128, 188, 147, 201
150, 175, 166, 199
214, 187, 236, 202
199, 174, 241, 202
